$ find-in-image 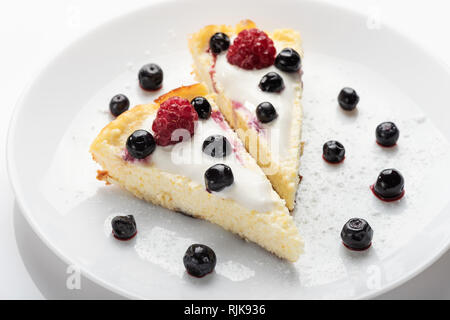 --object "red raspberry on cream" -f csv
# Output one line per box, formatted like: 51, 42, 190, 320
152, 96, 198, 146
226, 28, 276, 70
